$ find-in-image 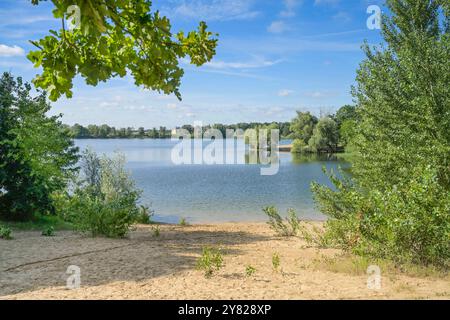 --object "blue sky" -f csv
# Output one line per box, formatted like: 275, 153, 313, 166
0, 0, 385, 128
